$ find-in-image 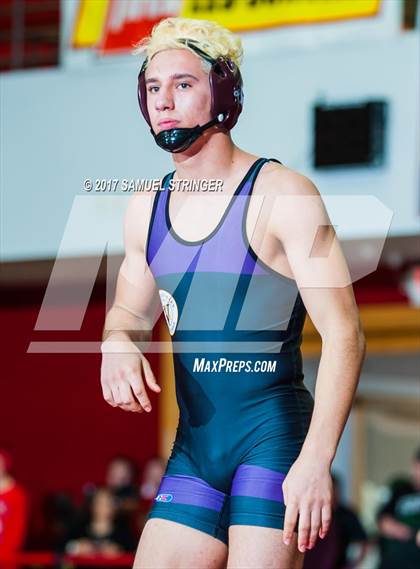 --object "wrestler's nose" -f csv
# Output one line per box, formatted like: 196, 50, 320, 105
155, 86, 175, 112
